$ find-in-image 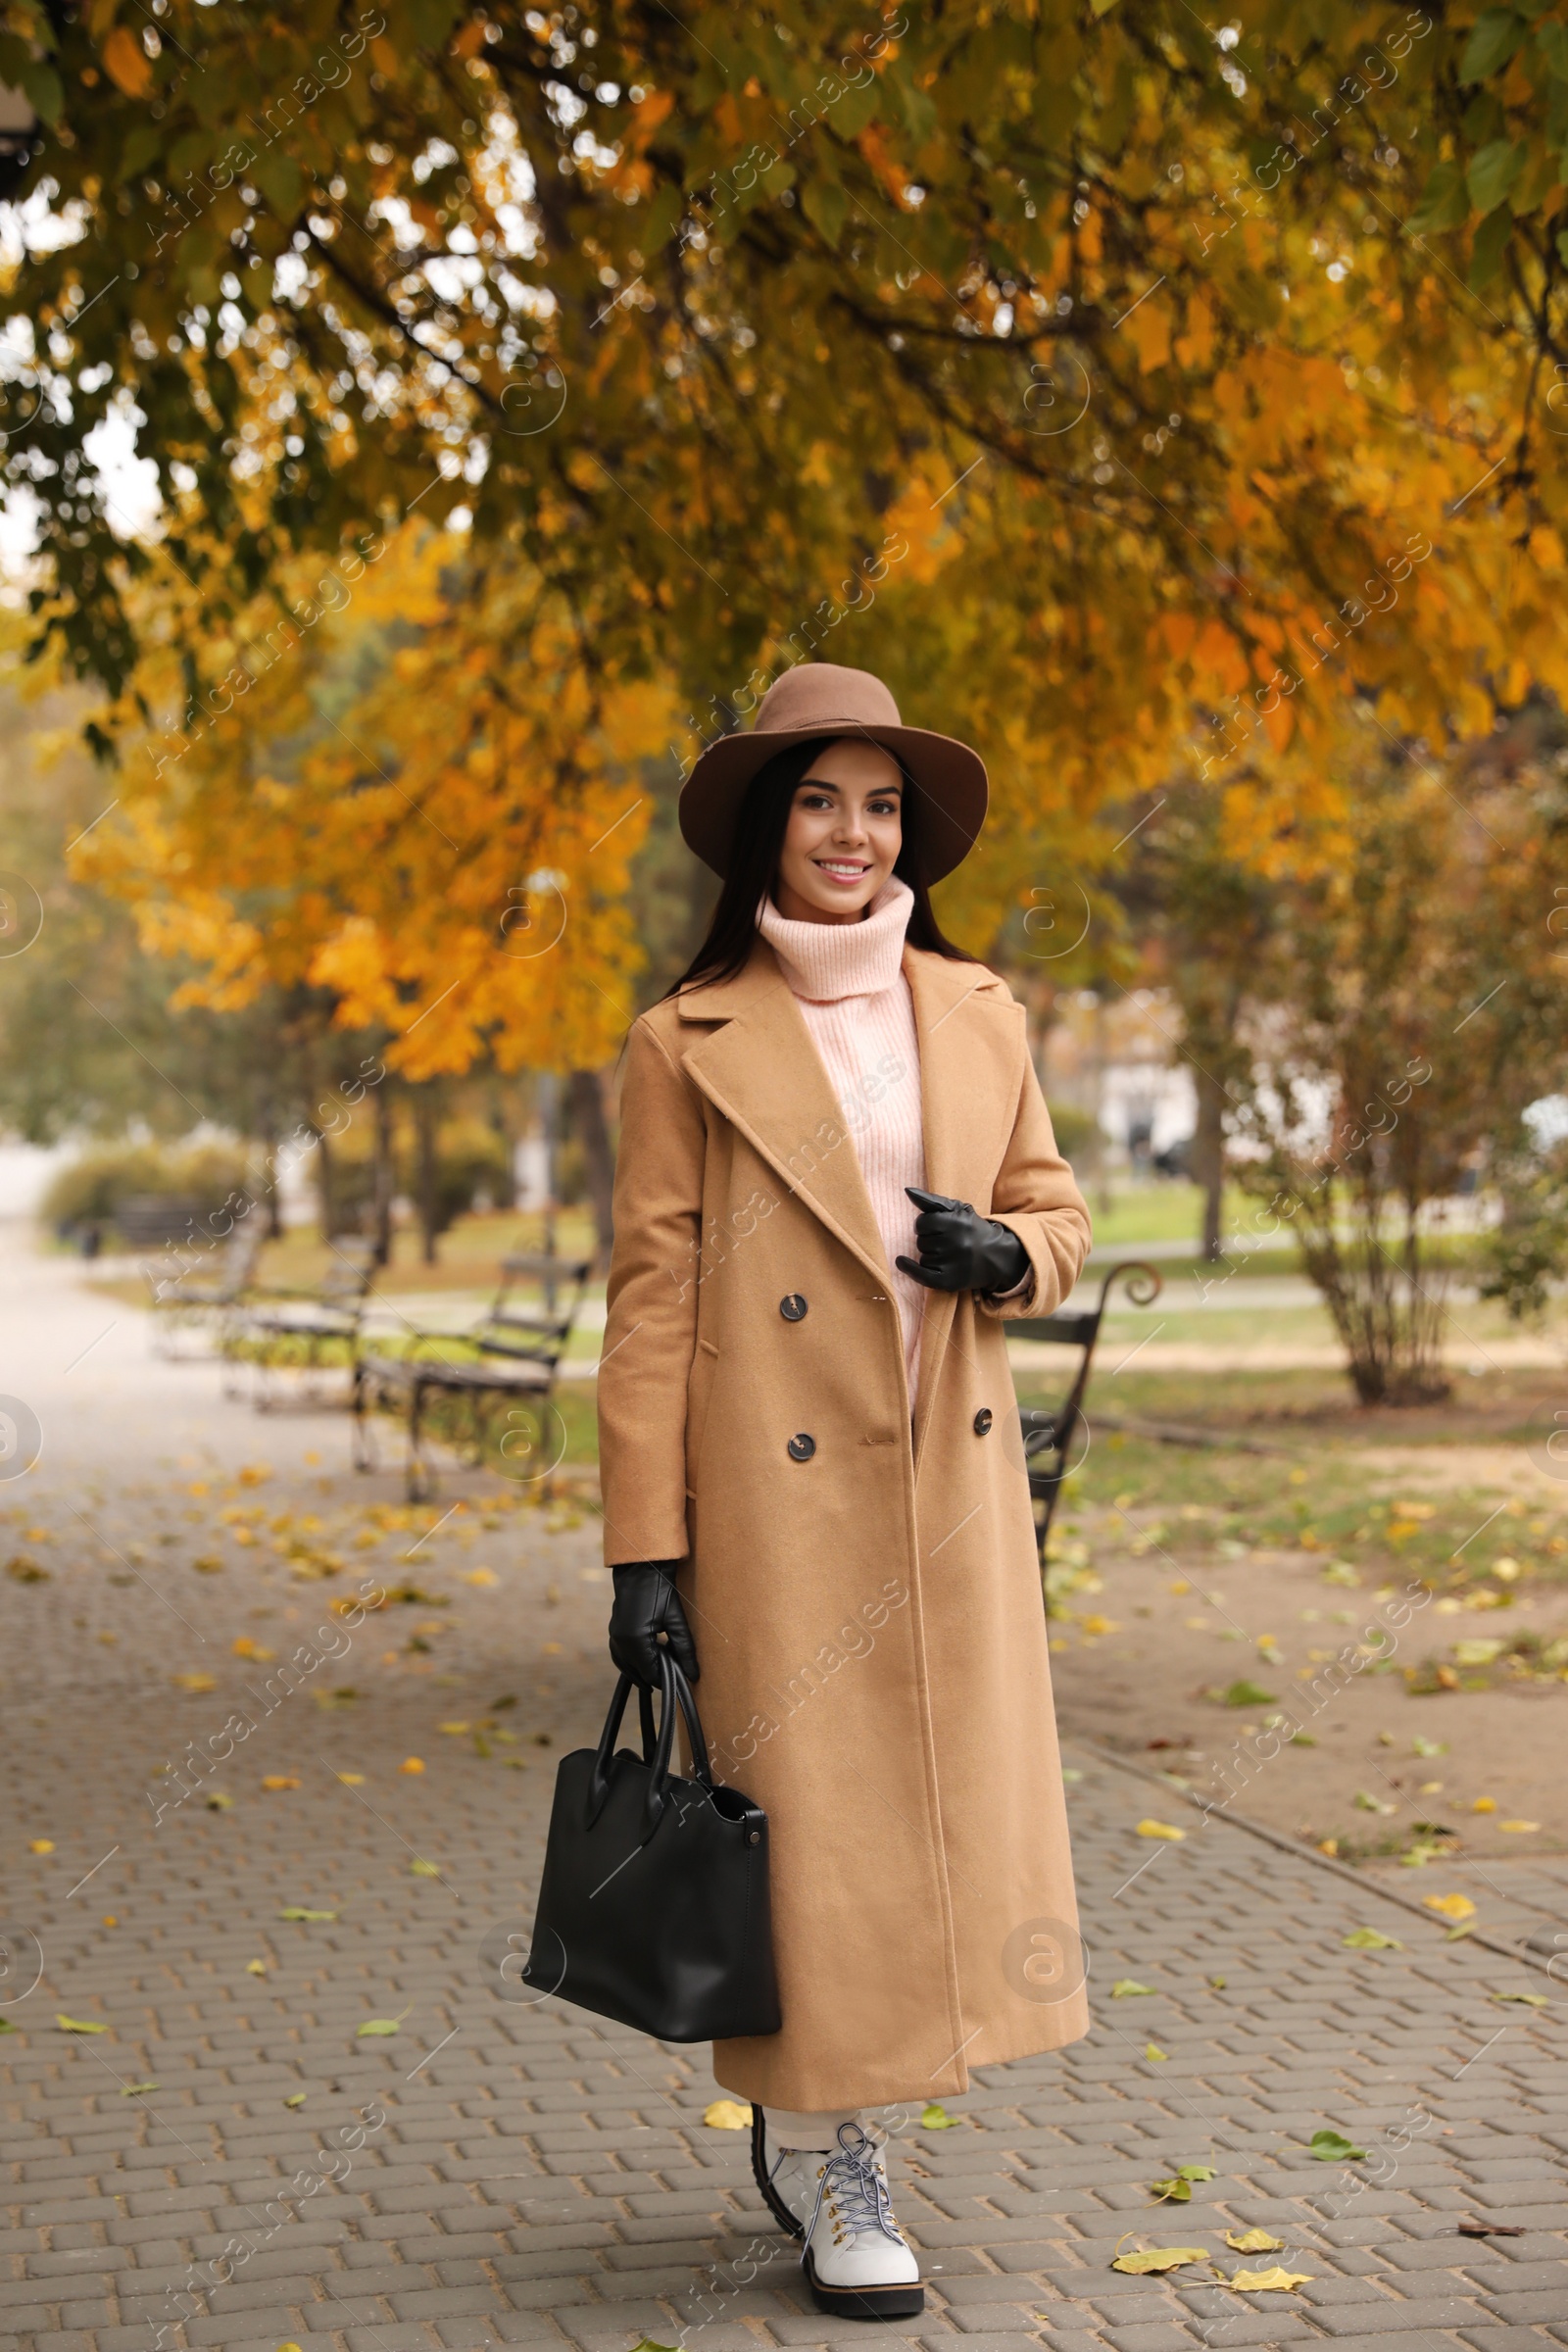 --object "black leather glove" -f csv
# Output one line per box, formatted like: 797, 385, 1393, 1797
896, 1186, 1031, 1297
608, 1561, 700, 1687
